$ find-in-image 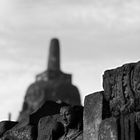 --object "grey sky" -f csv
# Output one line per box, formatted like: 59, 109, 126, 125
0, 0, 140, 120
